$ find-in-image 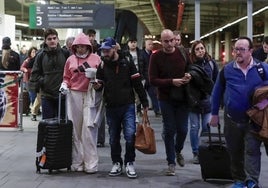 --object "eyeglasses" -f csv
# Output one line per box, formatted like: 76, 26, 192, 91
162, 38, 174, 43
233, 47, 249, 53
46, 37, 57, 41
195, 47, 204, 51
